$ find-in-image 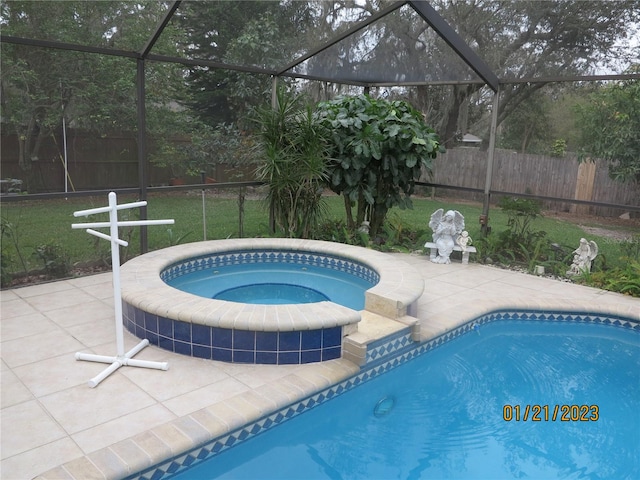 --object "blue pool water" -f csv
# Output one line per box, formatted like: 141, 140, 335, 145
214, 283, 329, 305
171, 320, 639, 479
166, 262, 374, 310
